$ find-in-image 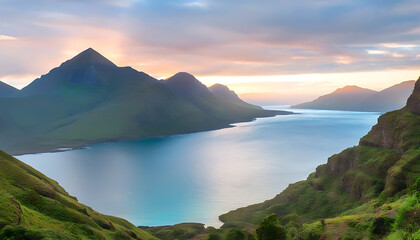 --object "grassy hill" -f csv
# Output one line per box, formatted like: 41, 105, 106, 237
0, 149, 157, 239
219, 78, 420, 239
